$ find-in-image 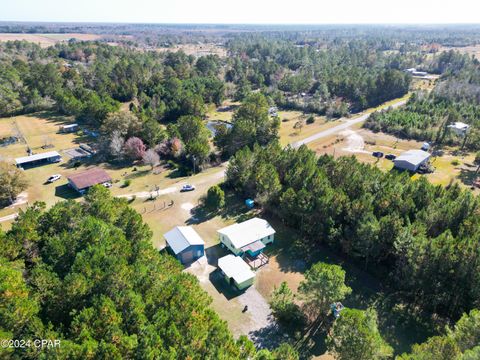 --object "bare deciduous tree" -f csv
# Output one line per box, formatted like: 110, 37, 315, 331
143, 149, 160, 169
109, 131, 125, 162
